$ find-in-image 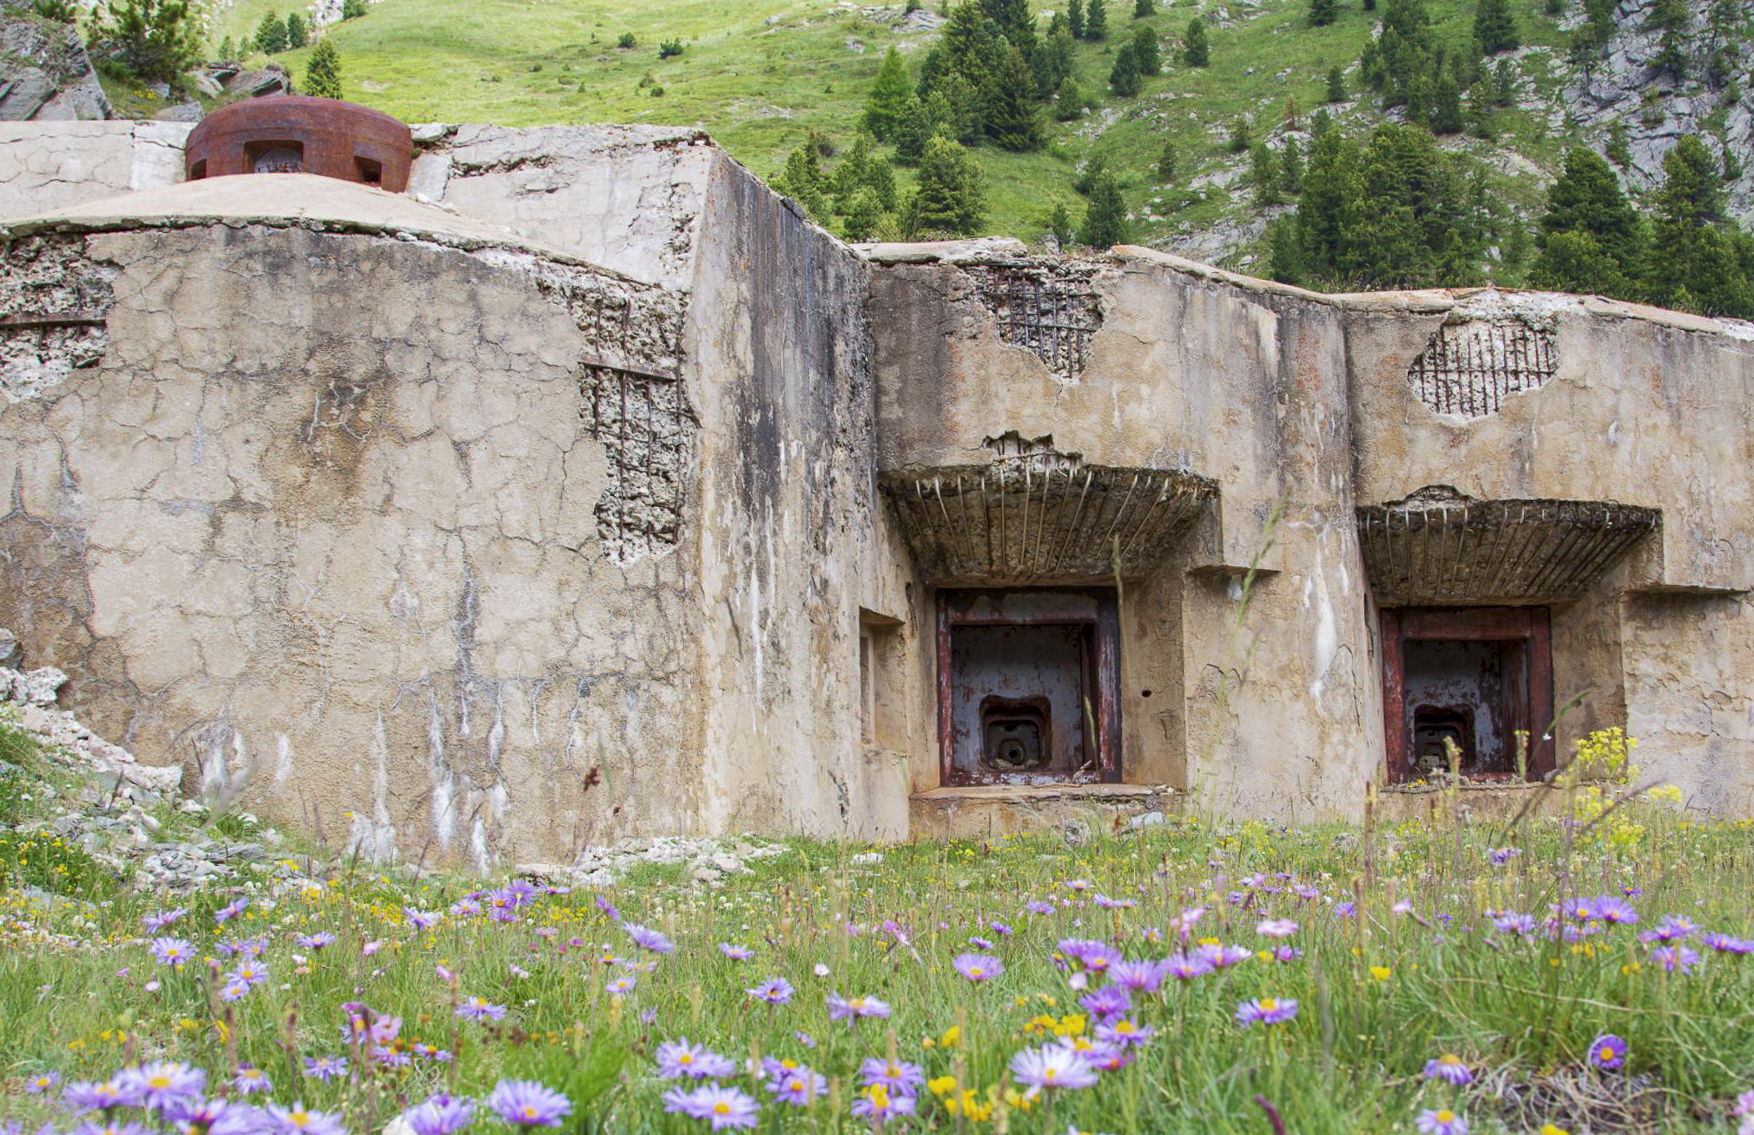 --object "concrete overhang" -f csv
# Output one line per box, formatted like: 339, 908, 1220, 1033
1357, 486, 1660, 606
880, 454, 1217, 585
